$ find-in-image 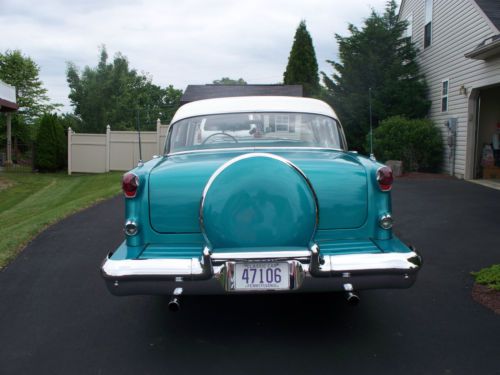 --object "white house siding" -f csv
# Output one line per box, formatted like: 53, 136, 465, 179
399, 0, 500, 178
0, 80, 16, 103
